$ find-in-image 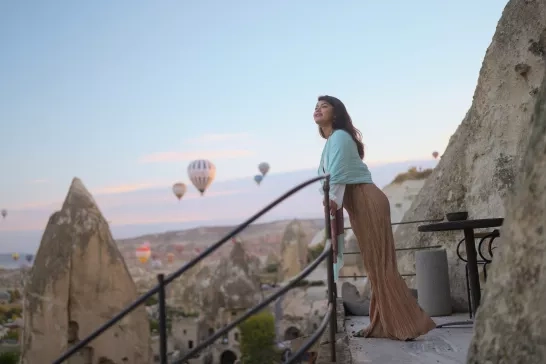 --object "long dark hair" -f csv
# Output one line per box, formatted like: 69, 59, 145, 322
318, 95, 365, 159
